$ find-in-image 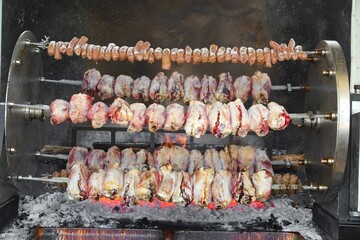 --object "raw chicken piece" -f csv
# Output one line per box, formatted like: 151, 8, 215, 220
132, 76, 151, 101
135, 149, 153, 169
122, 169, 140, 205
172, 172, 193, 206
87, 102, 109, 129
128, 103, 146, 132
163, 103, 186, 131
82, 68, 101, 96
231, 171, 243, 201
184, 100, 208, 138
227, 145, 239, 172
67, 147, 88, 171
268, 102, 291, 130
69, 93, 93, 124
167, 71, 185, 101
97, 74, 115, 100
67, 163, 90, 201
200, 75, 217, 104
251, 71, 271, 104
170, 146, 189, 172
104, 146, 121, 170
192, 168, 215, 207
207, 101, 232, 138
120, 148, 137, 171
212, 170, 232, 209
248, 104, 270, 137
254, 149, 274, 175
204, 149, 222, 171
136, 168, 159, 201
188, 150, 204, 174
87, 169, 105, 200
252, 170, 273, 202
215, 73, 235, 102
50, 99, 70, 125
240, 170, 256, 204
233, 76, 251, 103
219, 147, 231, 170
152, 146, 172, 170
237, 146, 256, 173
109, 97, 134, 126
114, 75, 134, 99
145, 103, 166, 133
157, 168, 177, 202
183, 75, 201, 103
86, 149, 106, 171
149, 72, 168, 102
103, 167, 124, 199
228, 99, 250, 137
